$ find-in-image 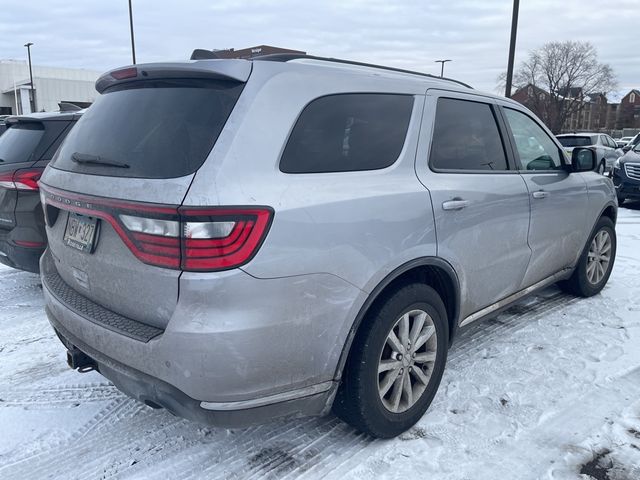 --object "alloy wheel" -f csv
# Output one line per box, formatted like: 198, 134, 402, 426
377, 309, 437, 413
586, 230, 612, 285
